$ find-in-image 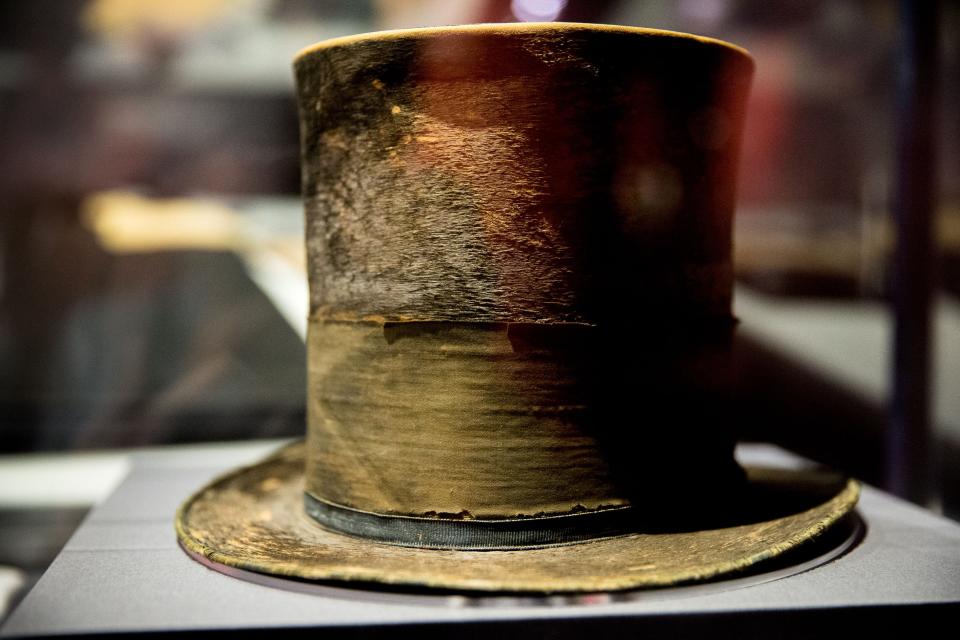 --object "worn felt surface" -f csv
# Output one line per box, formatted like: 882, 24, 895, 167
305, 318, 741, 520
177, 441, 859, 592
295, 24, 753, 323
295, 24, 753, 525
